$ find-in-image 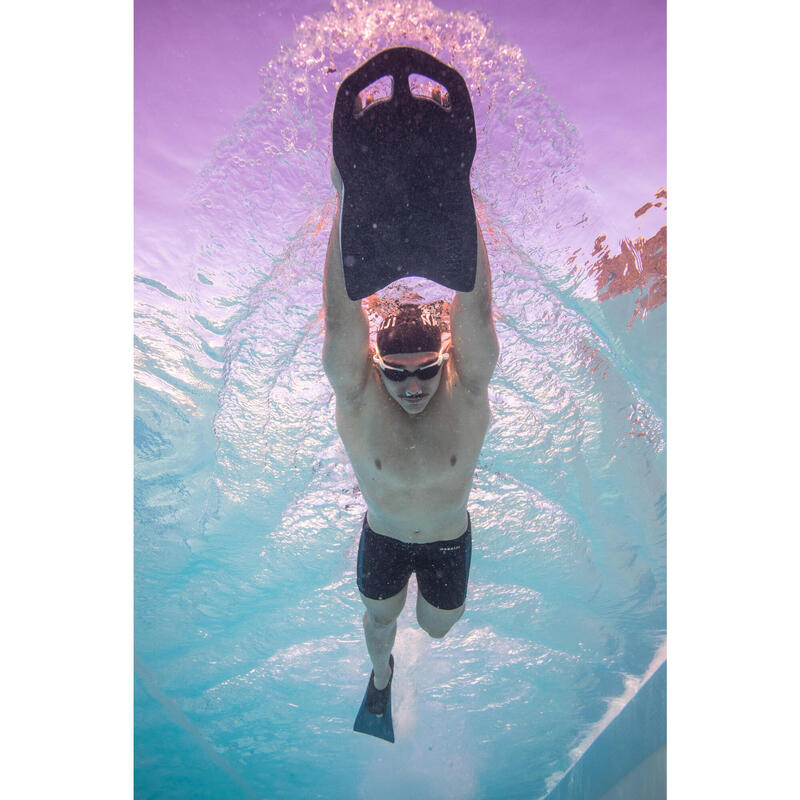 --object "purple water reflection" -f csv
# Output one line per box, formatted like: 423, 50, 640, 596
135, 0, 665, 259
